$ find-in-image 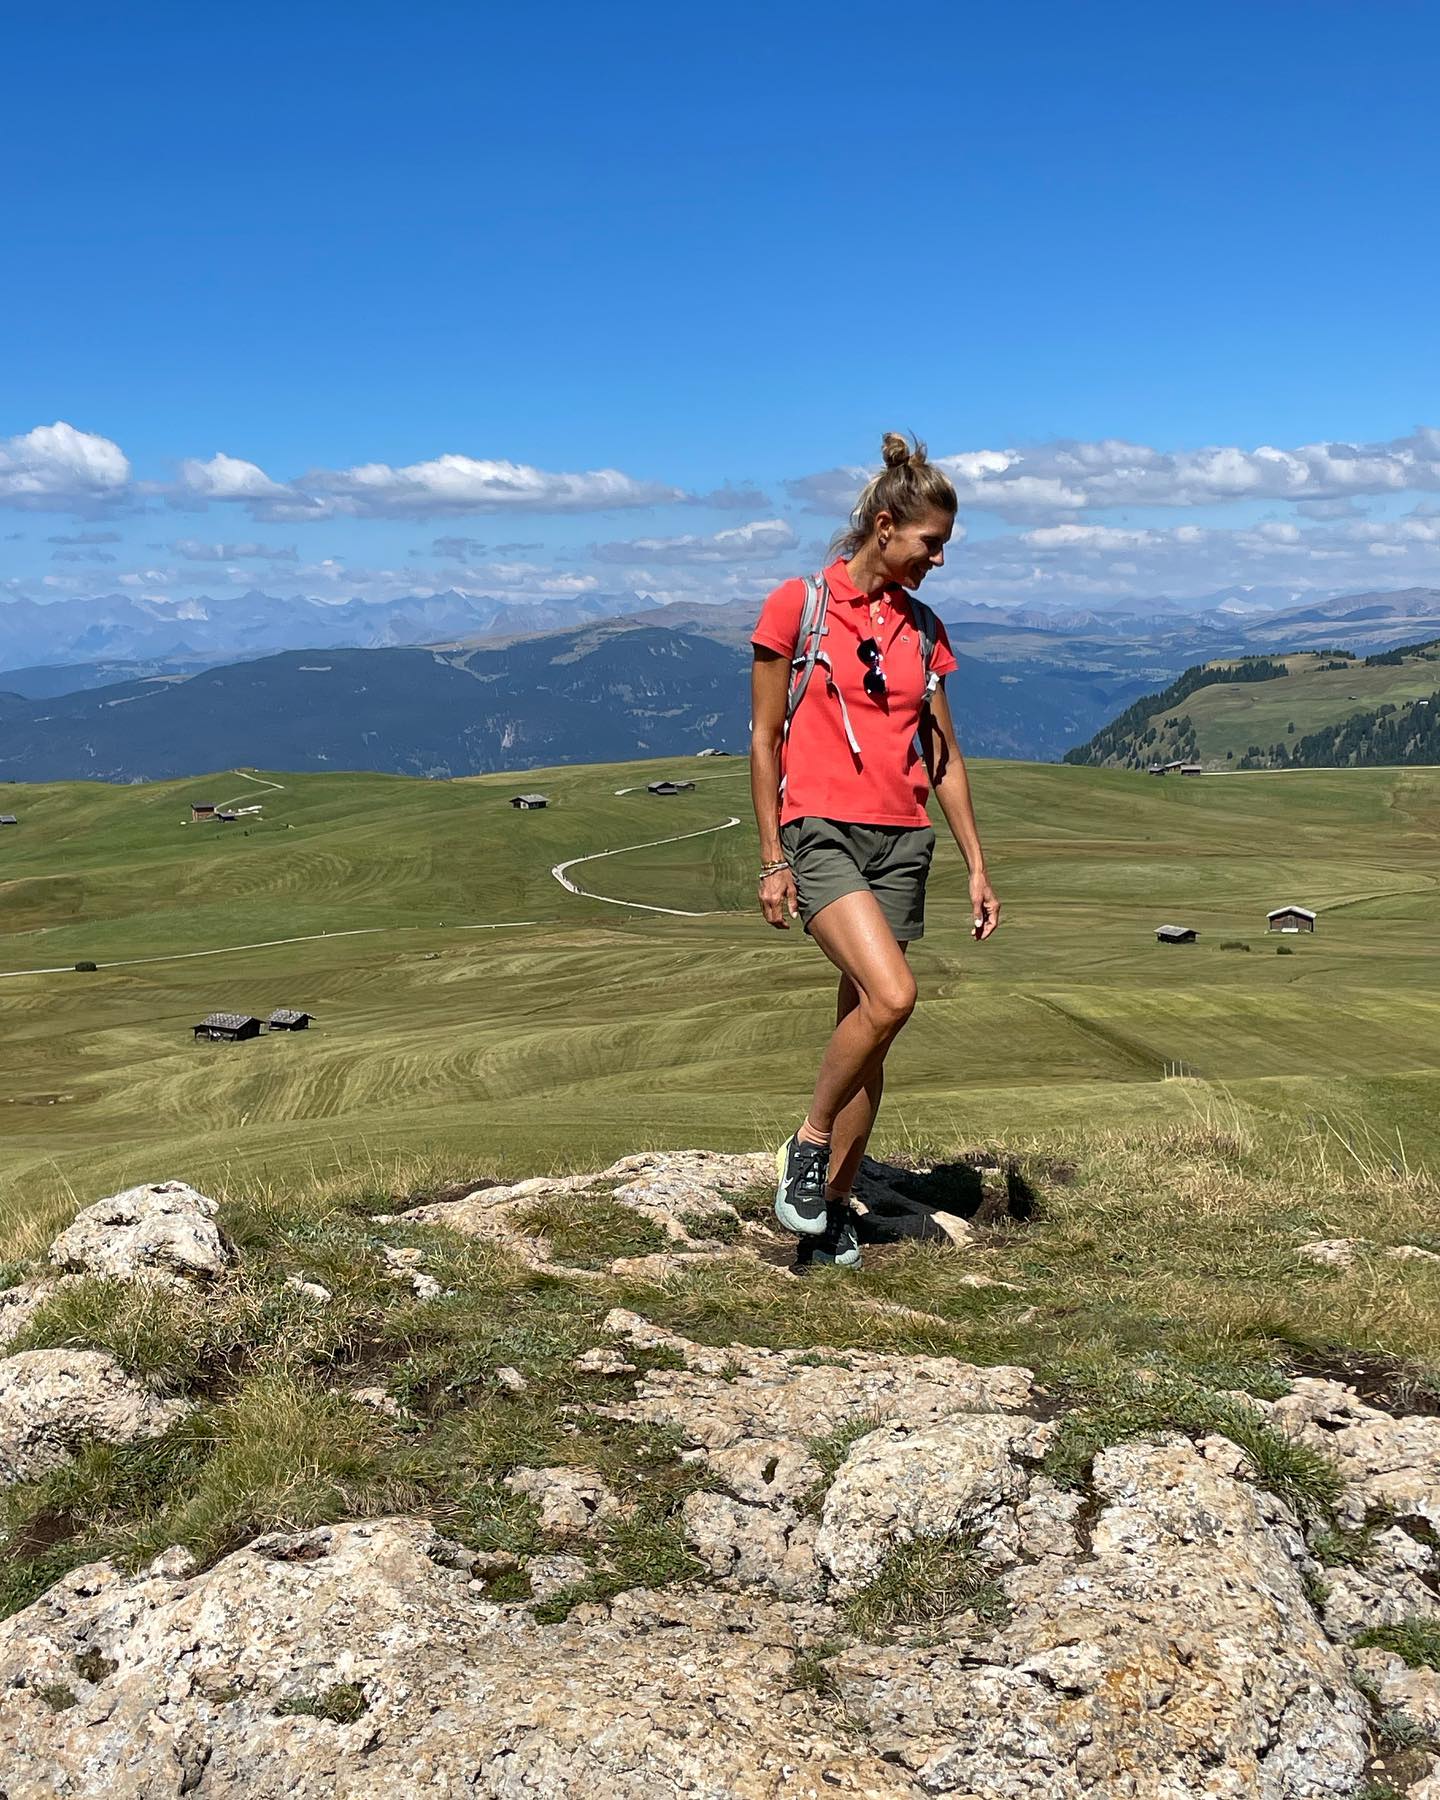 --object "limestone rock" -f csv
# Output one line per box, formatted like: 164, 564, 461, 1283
283, 1276, 332, 1303
0, 1277, 67, 1350
1269, 1377, 1440, 1529
400, 1149, 774, 1270
1295, 1237, 1361, 1267
835, 1437, 1369, 1798
1352, 1645, 1440, 1732
598, 1310, 1033, 1456
0, 1349, 189, 1485
48, 1180, 235, 1288
0, 1517, 918, 1798
681, 1491, 822, 1598
504, 1466, 620, 1536
1321, 1560, 1440, 1639
817, 1414, 1049, 1594
524, 1550, 592, 1601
